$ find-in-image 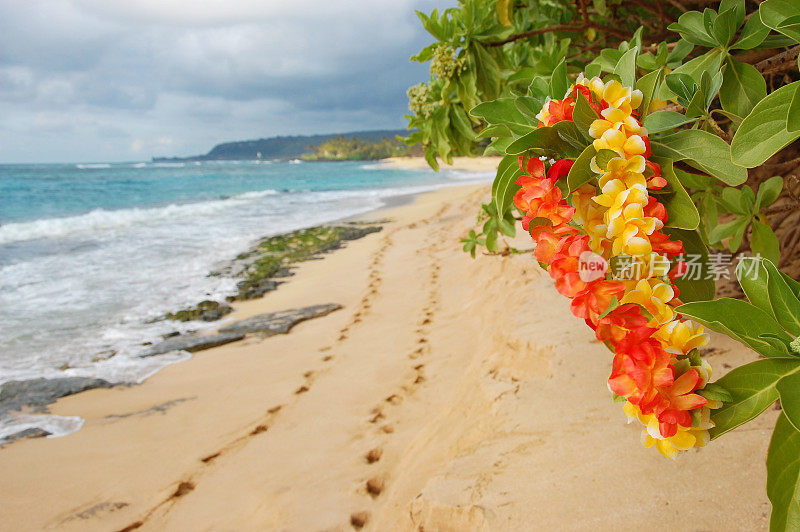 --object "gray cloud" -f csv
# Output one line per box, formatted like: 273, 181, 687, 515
0, 0, 450, 162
